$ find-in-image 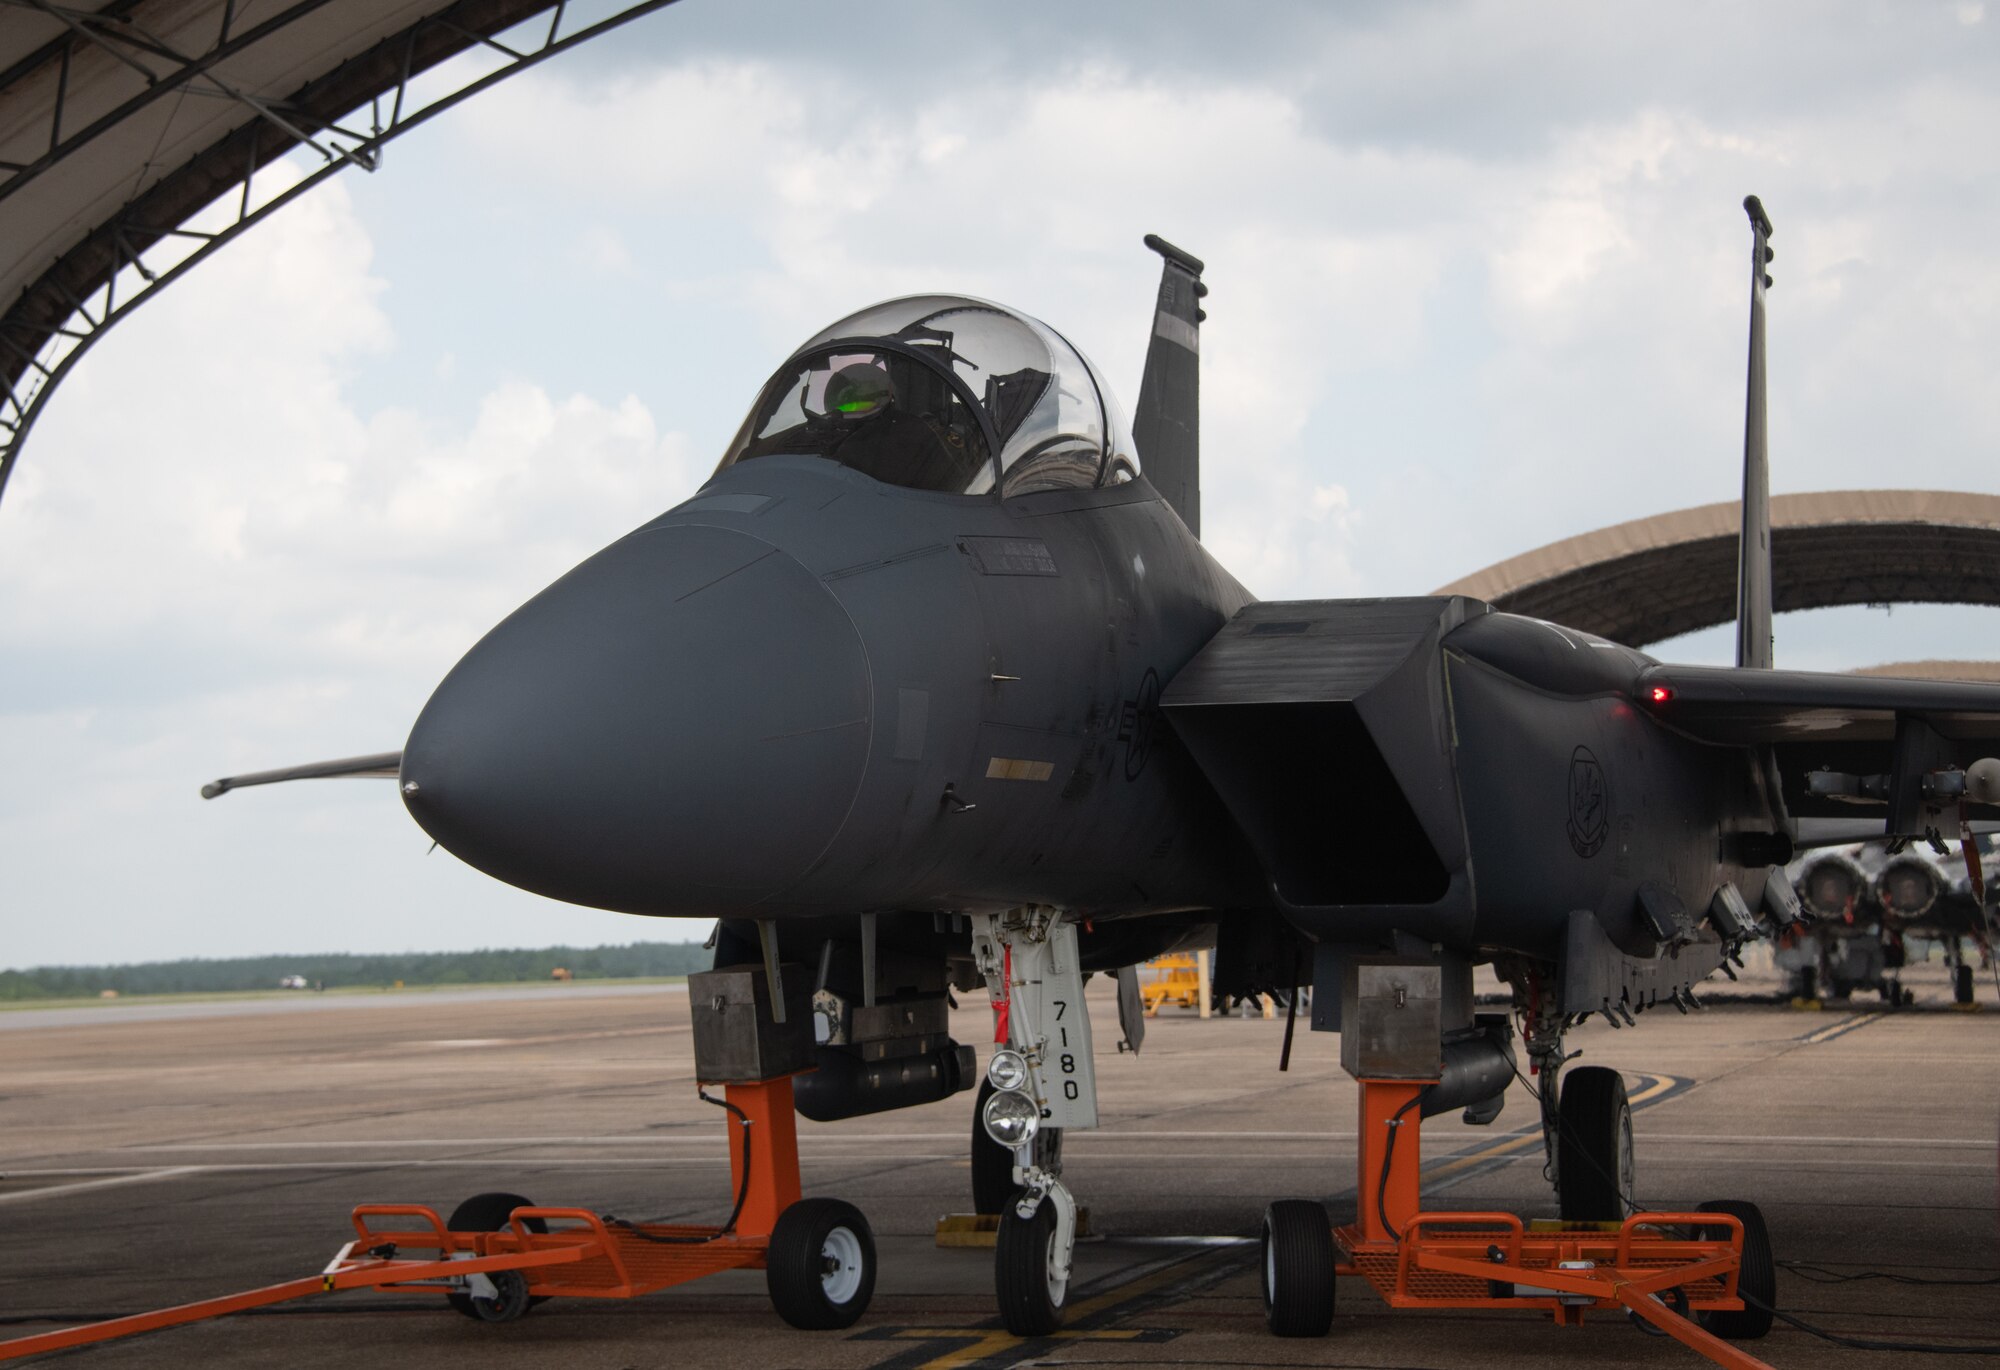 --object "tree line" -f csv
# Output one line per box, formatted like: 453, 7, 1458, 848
0, 940, 711, 1001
